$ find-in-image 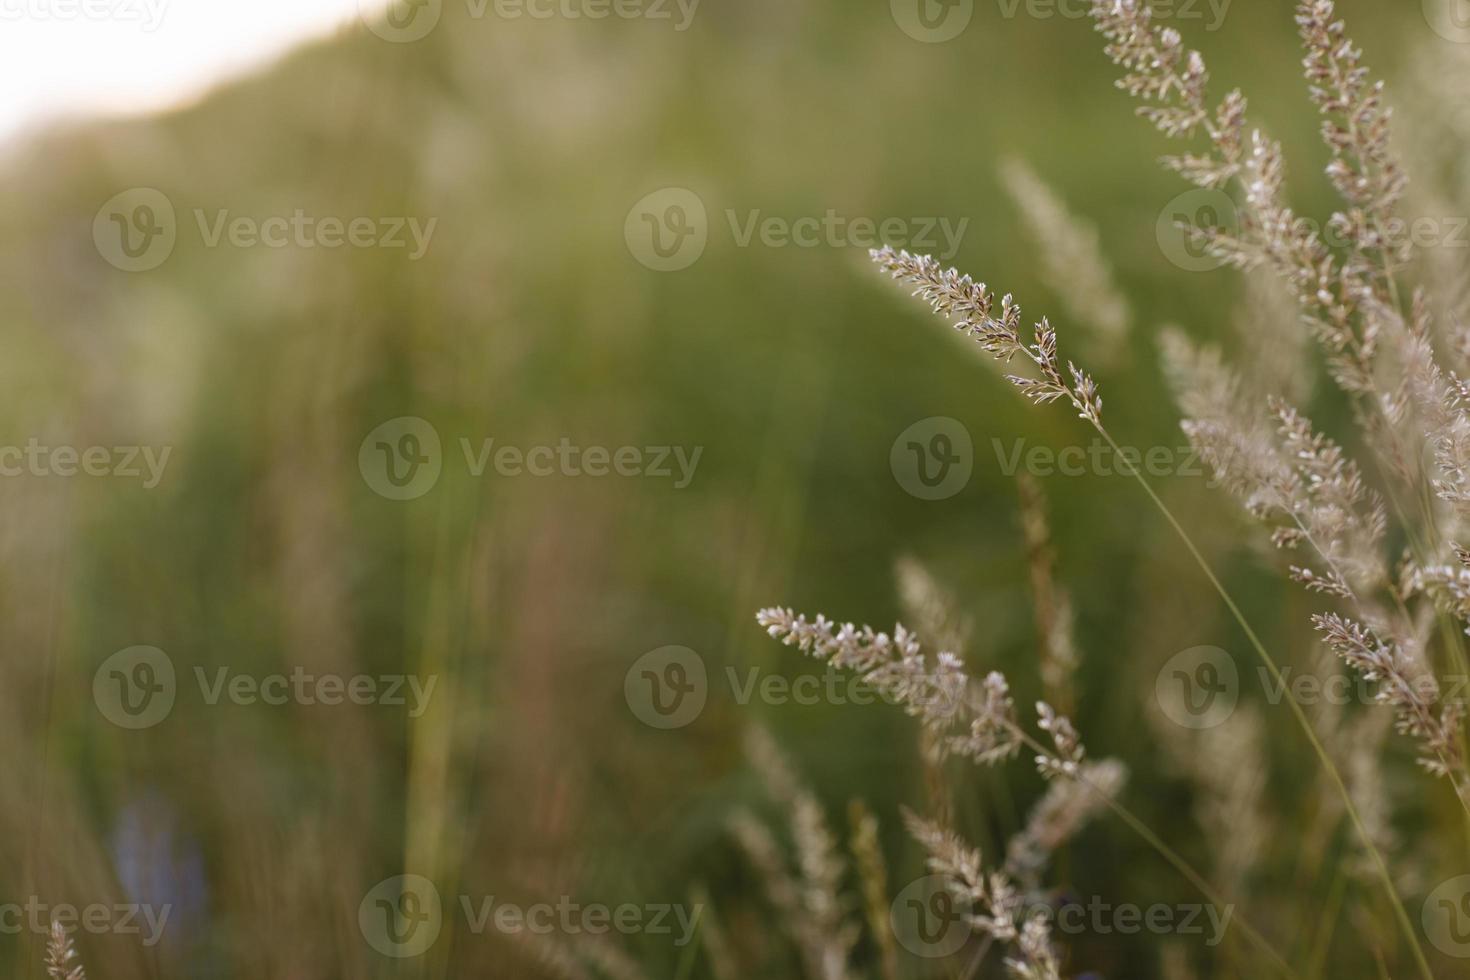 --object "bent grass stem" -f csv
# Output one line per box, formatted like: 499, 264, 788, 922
1089, 422, 1434, 980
